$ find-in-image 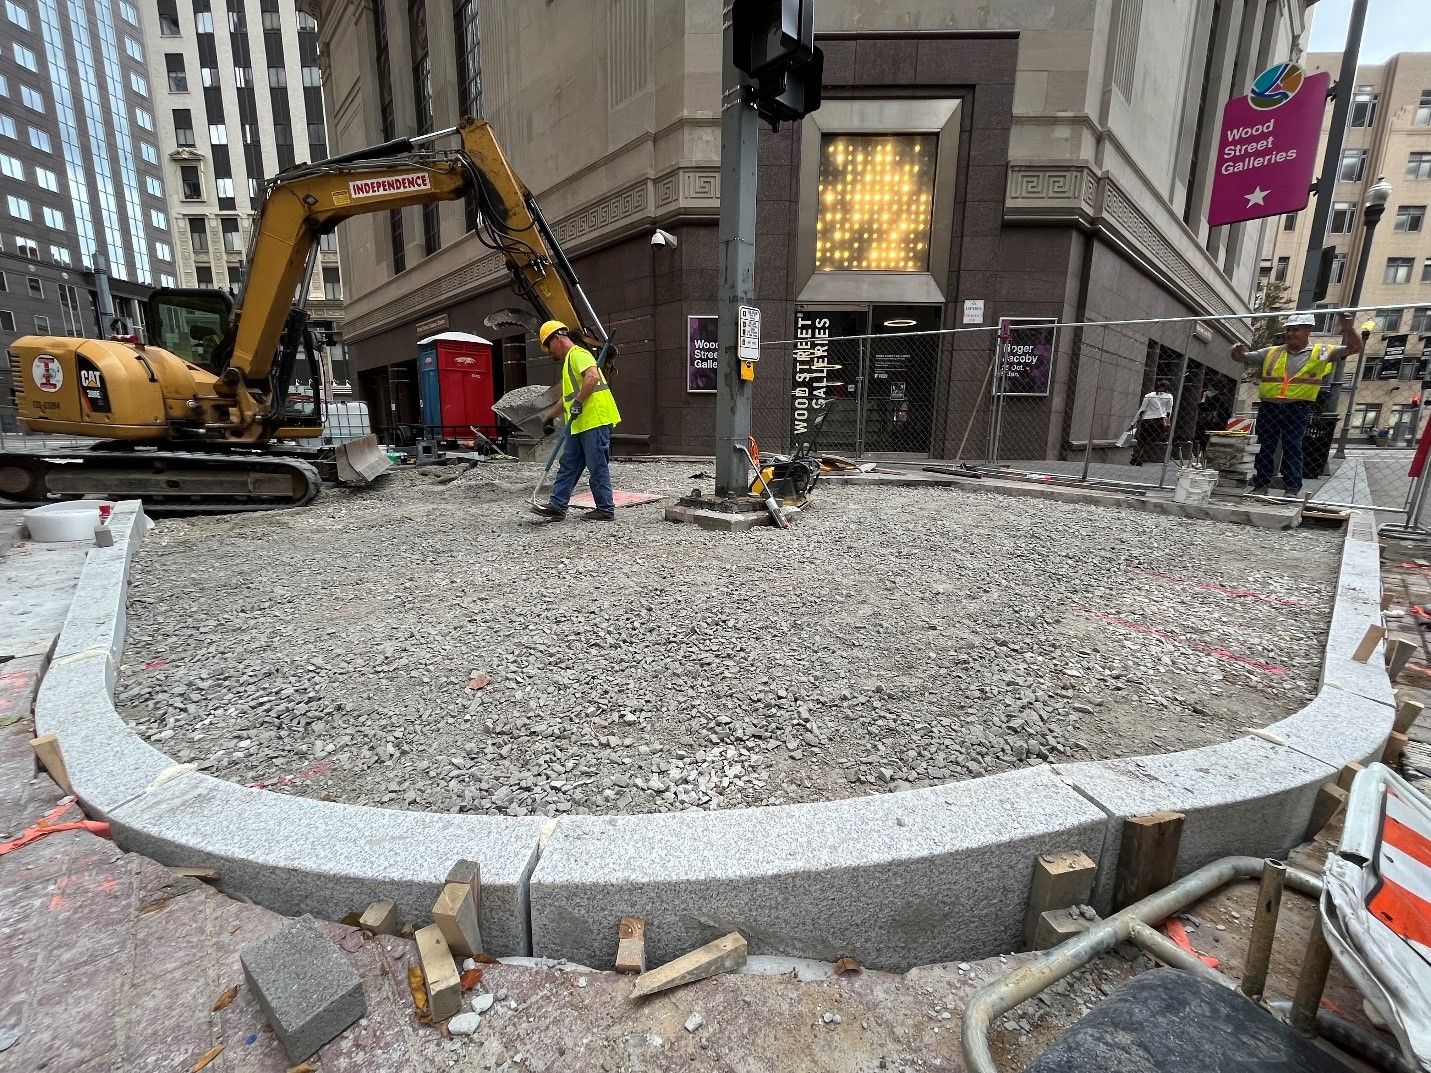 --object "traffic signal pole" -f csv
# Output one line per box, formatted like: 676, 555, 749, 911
714, 4, 759, 499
